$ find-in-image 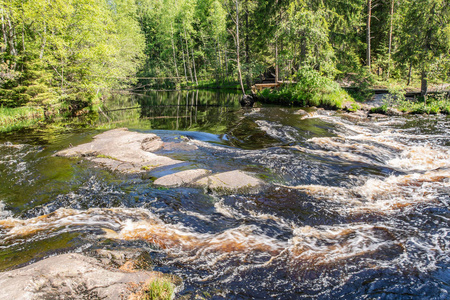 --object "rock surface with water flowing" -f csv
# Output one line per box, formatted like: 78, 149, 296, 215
0, 253, 171, 300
